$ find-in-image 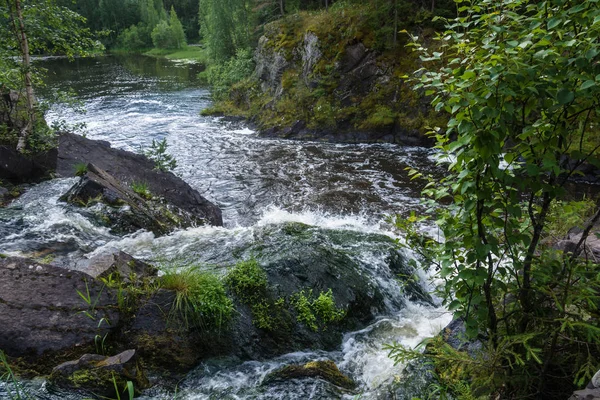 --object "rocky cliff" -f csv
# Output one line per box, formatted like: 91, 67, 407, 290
208, 8, 445, 145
